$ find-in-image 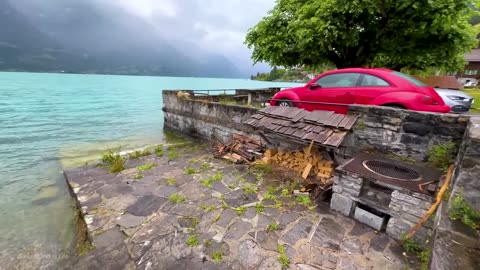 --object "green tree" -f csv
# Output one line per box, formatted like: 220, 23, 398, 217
245, 0, 478, 71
